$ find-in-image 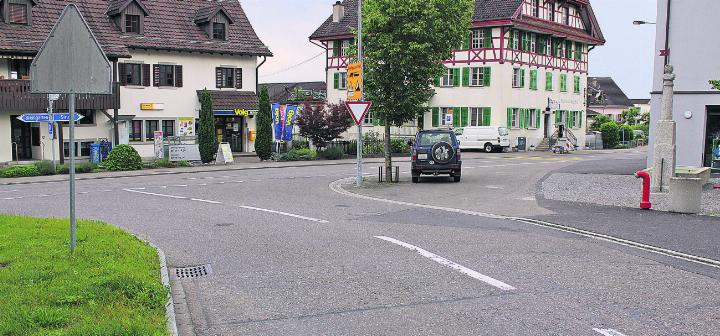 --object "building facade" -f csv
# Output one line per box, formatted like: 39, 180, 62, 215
0, 0, 270, 164
310, 0, 604, 149
648, 0, 720, 168
587, 77, 634, 122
